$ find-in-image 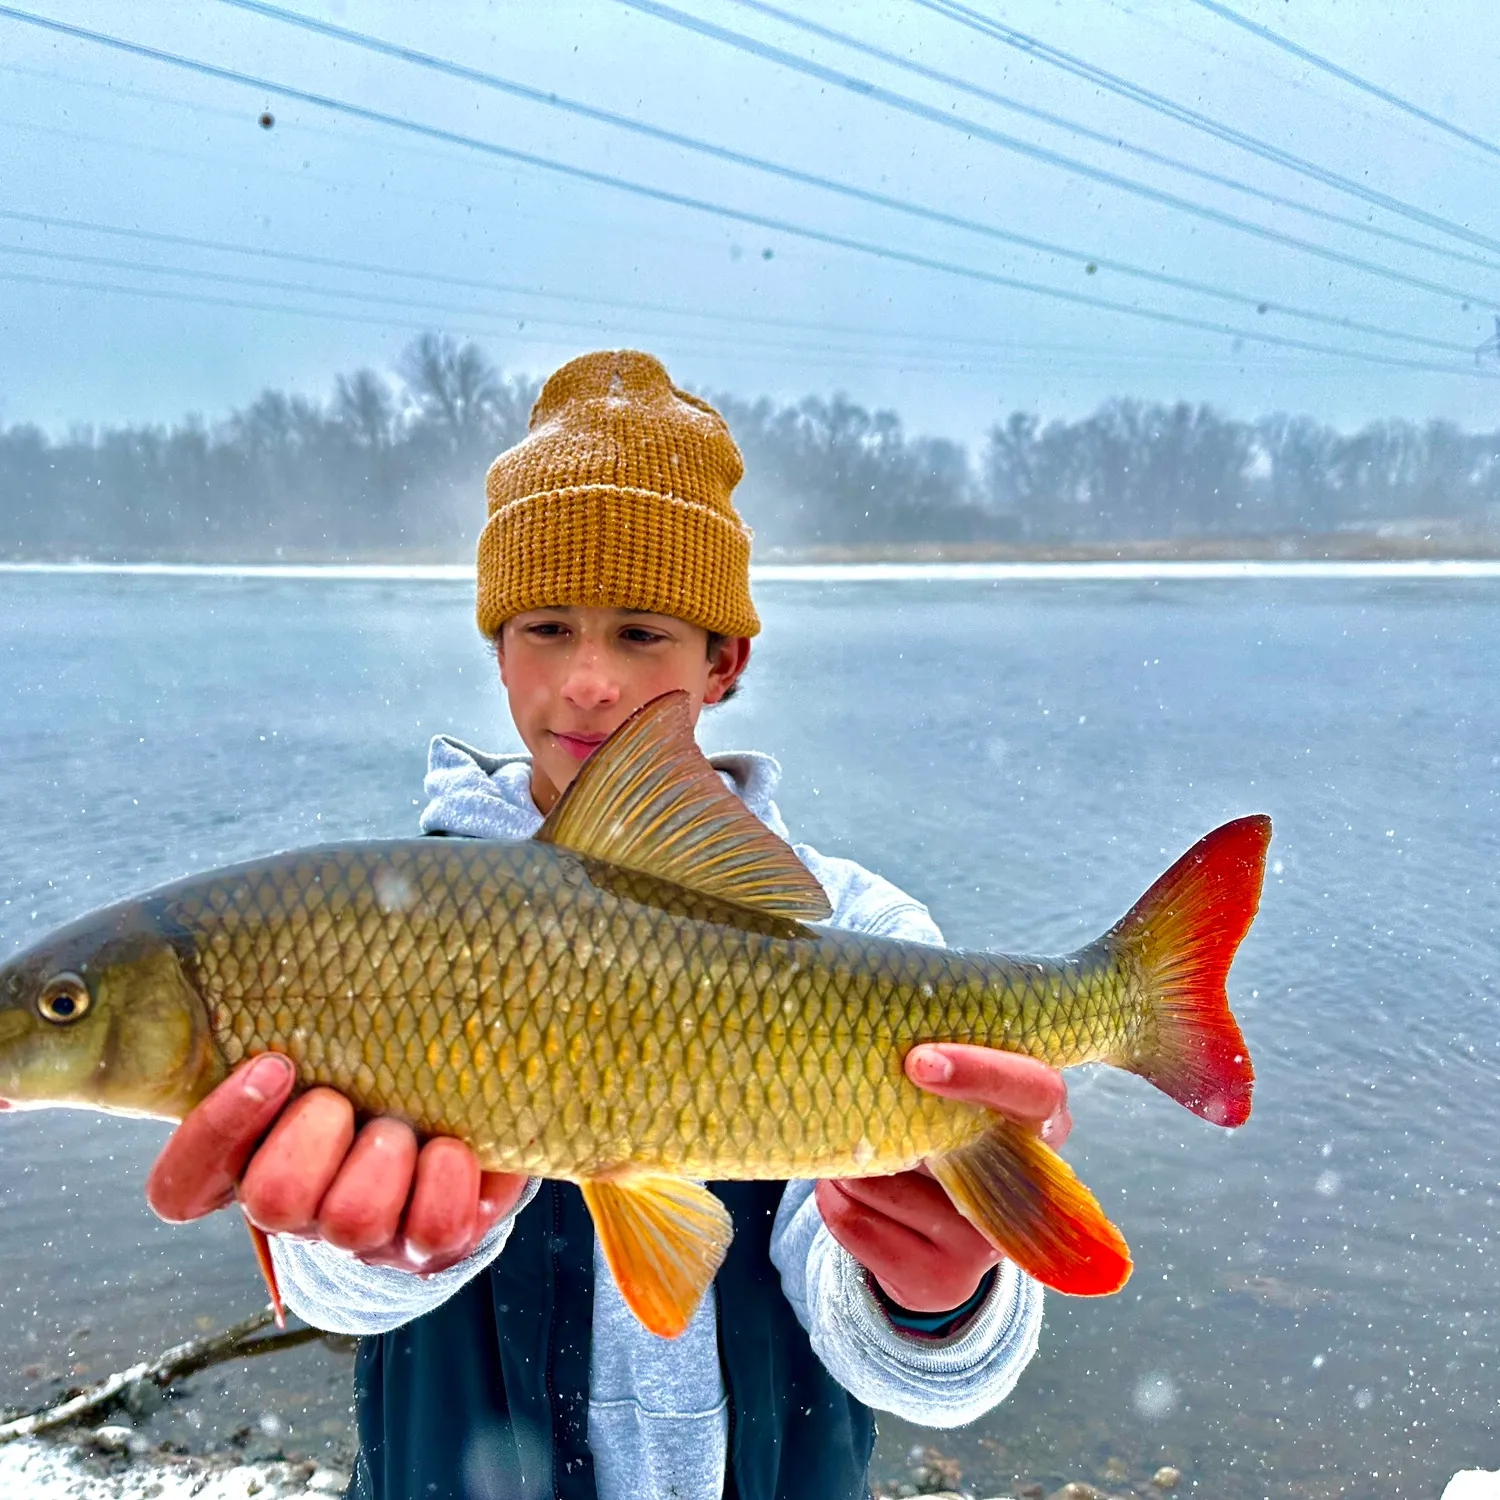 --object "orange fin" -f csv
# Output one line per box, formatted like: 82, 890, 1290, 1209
537, 690, 832, 922
243, 1213, 286, 1329
929, 1117, 1132, 1297
580, 1174, 734, 1339
1107, 814, 1269, 1128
